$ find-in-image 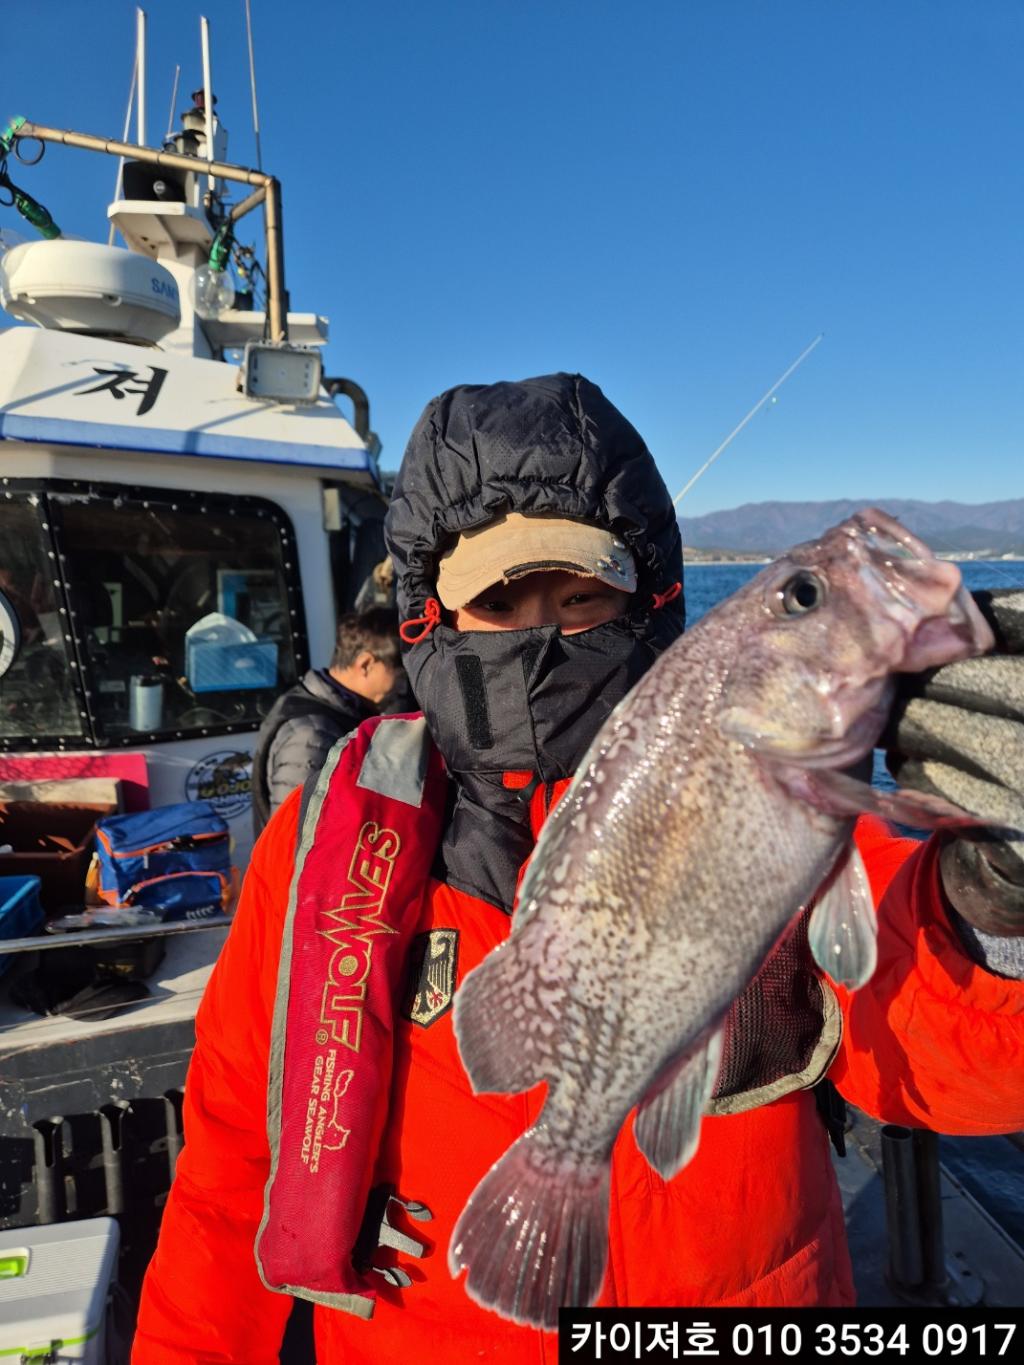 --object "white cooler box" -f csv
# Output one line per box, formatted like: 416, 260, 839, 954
0, 1218, 119, 1363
